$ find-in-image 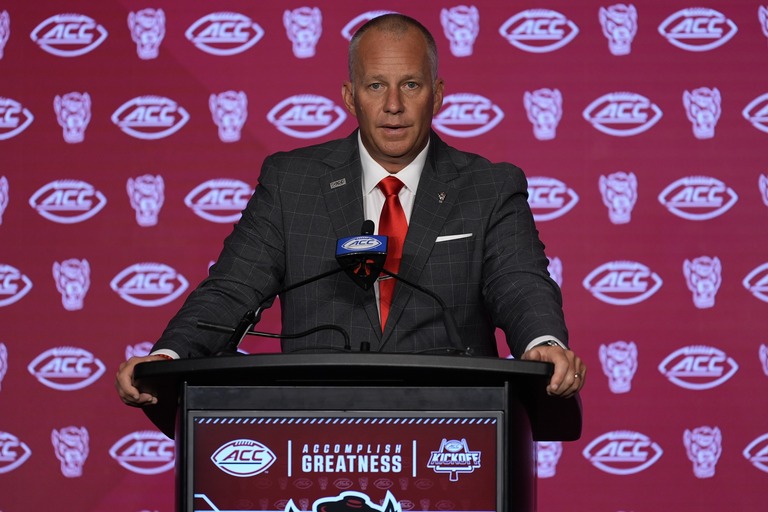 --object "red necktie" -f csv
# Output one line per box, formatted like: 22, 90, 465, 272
377, 176, 407, 331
